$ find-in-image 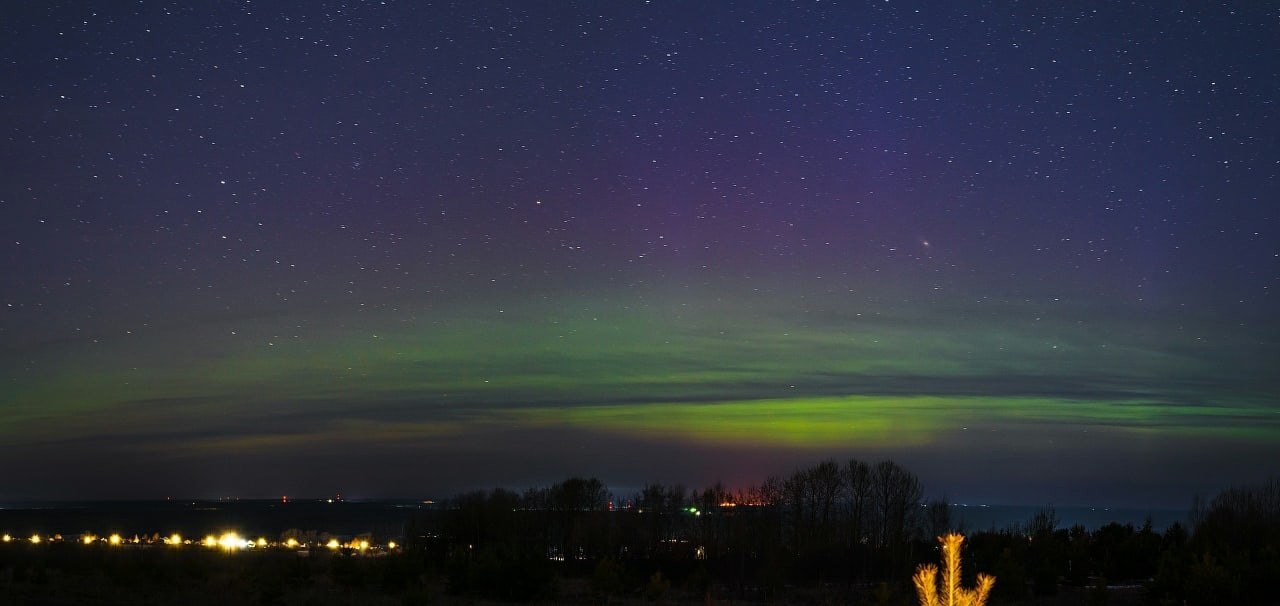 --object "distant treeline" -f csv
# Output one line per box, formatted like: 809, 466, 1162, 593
404, 459, 1280, 605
